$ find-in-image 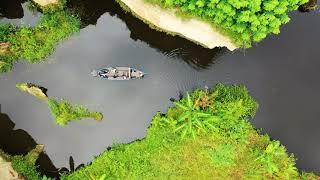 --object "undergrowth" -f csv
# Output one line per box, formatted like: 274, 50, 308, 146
47, 98, 103, 126
62, 84, 318, 179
